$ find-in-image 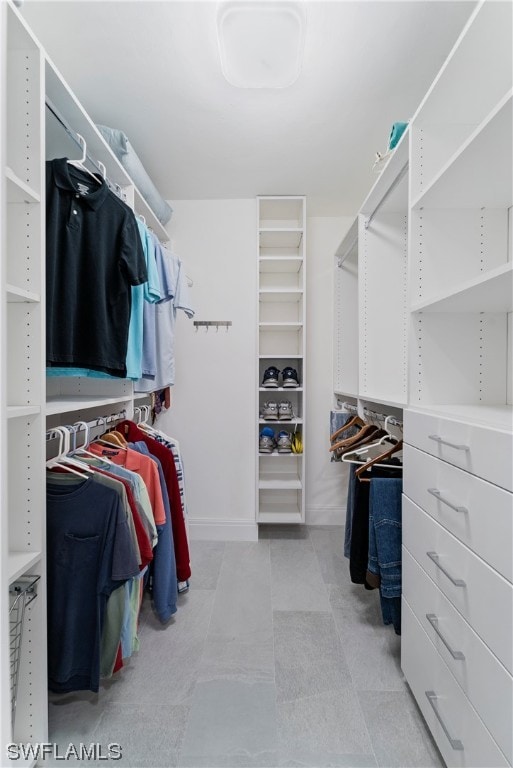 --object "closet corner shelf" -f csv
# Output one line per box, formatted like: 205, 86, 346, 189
335, 218, 358, 264
6, 284, 41, 304
411, 90, 512, 210
334, 389, 358, 399
46, 394, 133, 415
8, 551, 42, 585
7, 405, 41, 419
259, 387, 303, 392
259, 289, 304, 303
411, 262, 513, 314
133, 392, 152, 401
5, 167, 40, 204
259, 452, 301, 458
